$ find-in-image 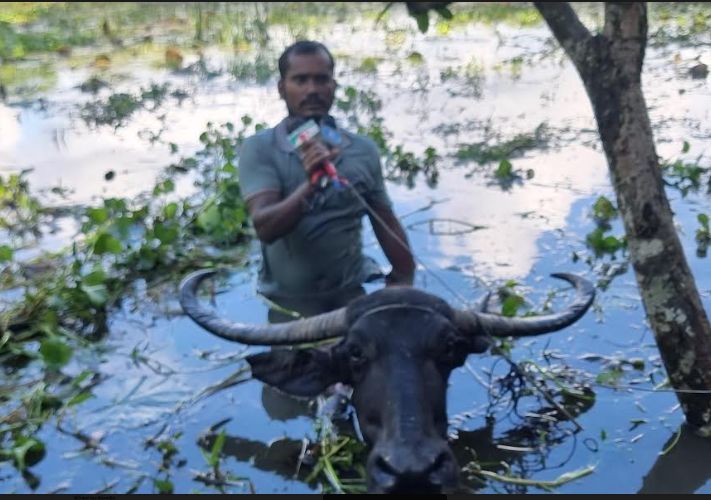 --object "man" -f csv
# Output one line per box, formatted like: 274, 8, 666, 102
238, 40, 415, 322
